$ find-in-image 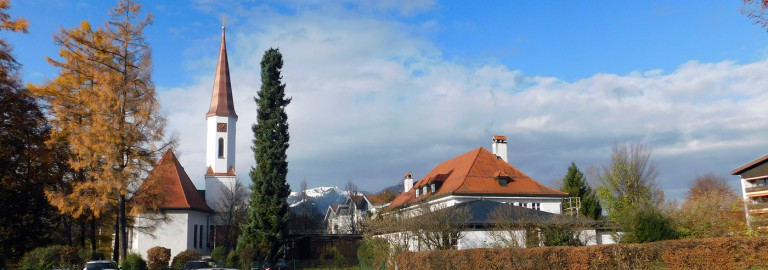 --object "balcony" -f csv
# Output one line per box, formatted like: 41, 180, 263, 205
751, 219, 768, 228
746, 185, 768, 195
748, 202, 768, 213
